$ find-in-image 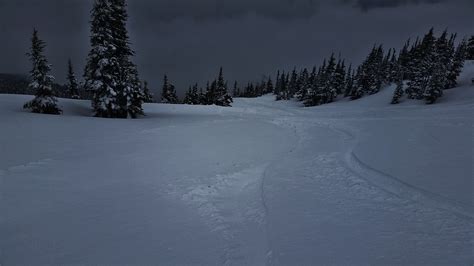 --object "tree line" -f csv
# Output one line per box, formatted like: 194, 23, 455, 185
19, 0, 474, 117
224, 29, 472, 107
